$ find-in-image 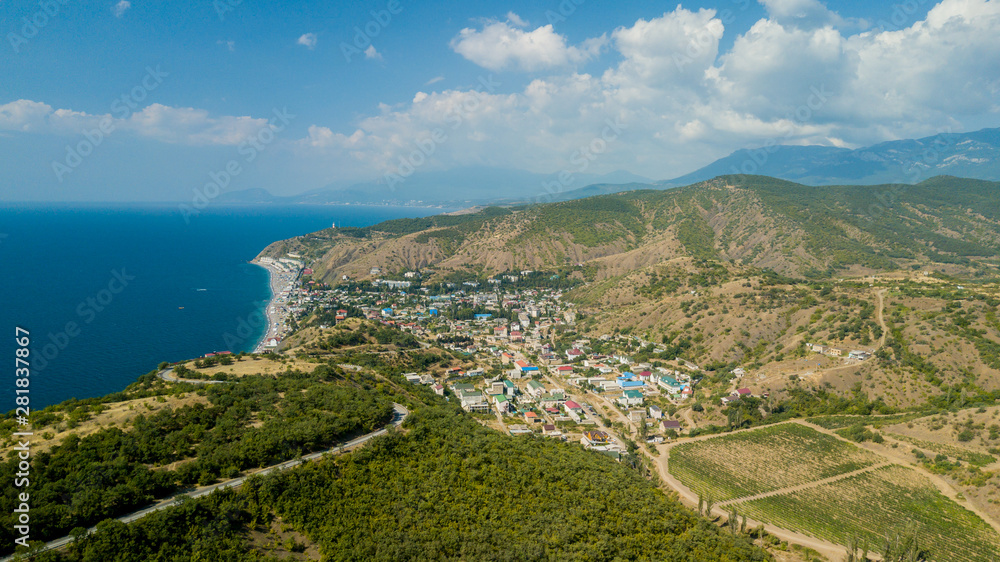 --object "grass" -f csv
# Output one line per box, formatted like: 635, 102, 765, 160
668, 423, 883, 501
736, 465, 1000, 561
